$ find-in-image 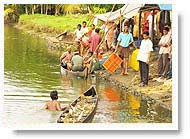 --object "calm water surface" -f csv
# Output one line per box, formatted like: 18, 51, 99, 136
3, 25, 171, 127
